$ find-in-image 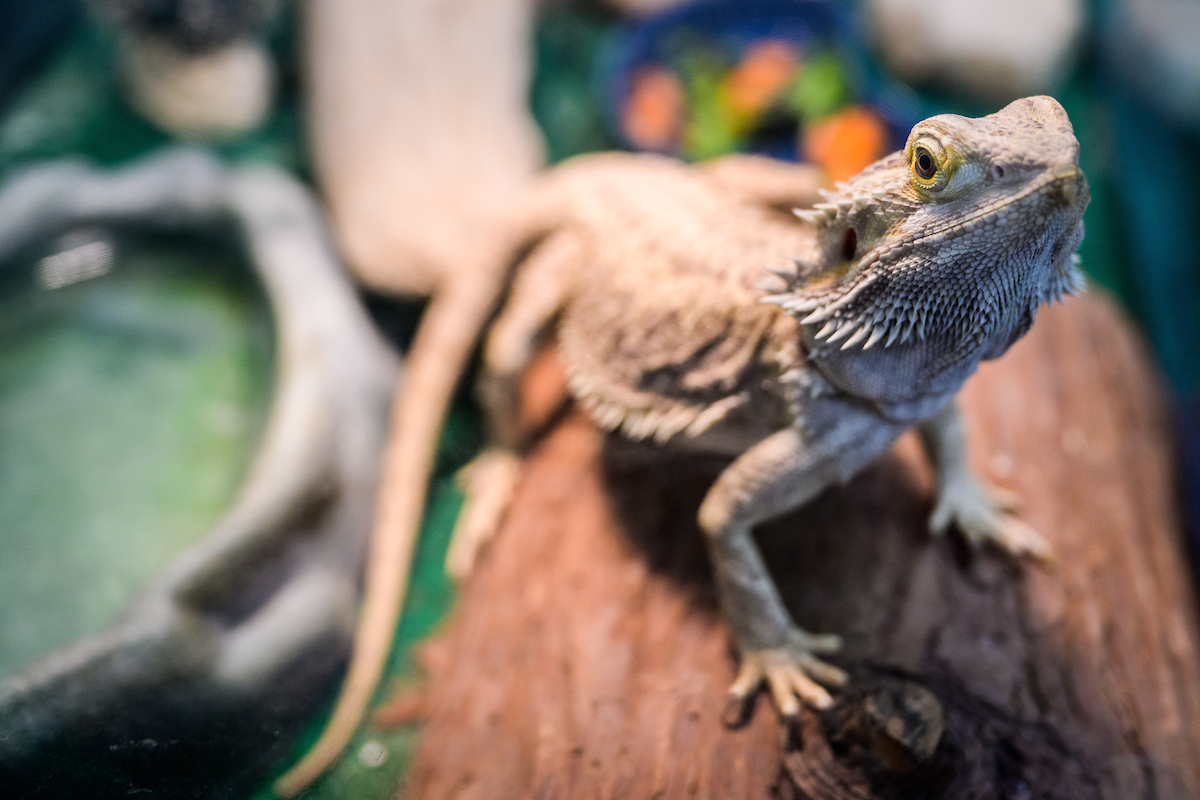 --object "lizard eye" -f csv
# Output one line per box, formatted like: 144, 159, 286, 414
913, 146, 937, 180
907, 136, 954, 193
